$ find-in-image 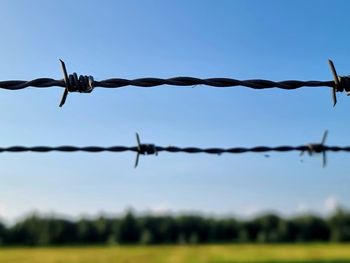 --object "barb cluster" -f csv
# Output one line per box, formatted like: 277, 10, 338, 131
0, 60, 349, 106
